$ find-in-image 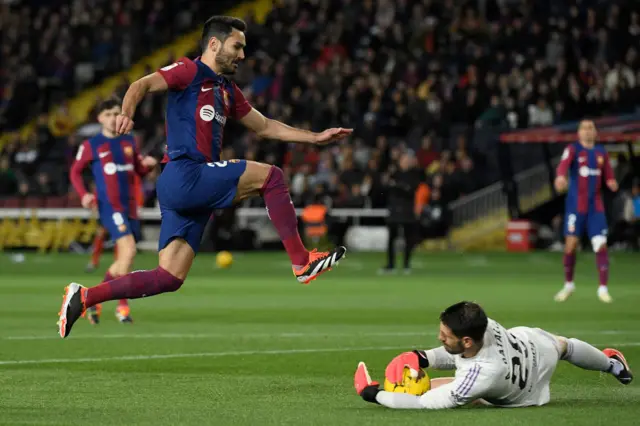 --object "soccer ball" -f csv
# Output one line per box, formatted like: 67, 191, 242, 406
216, 251, 233, 269
383, 367, 431, 396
